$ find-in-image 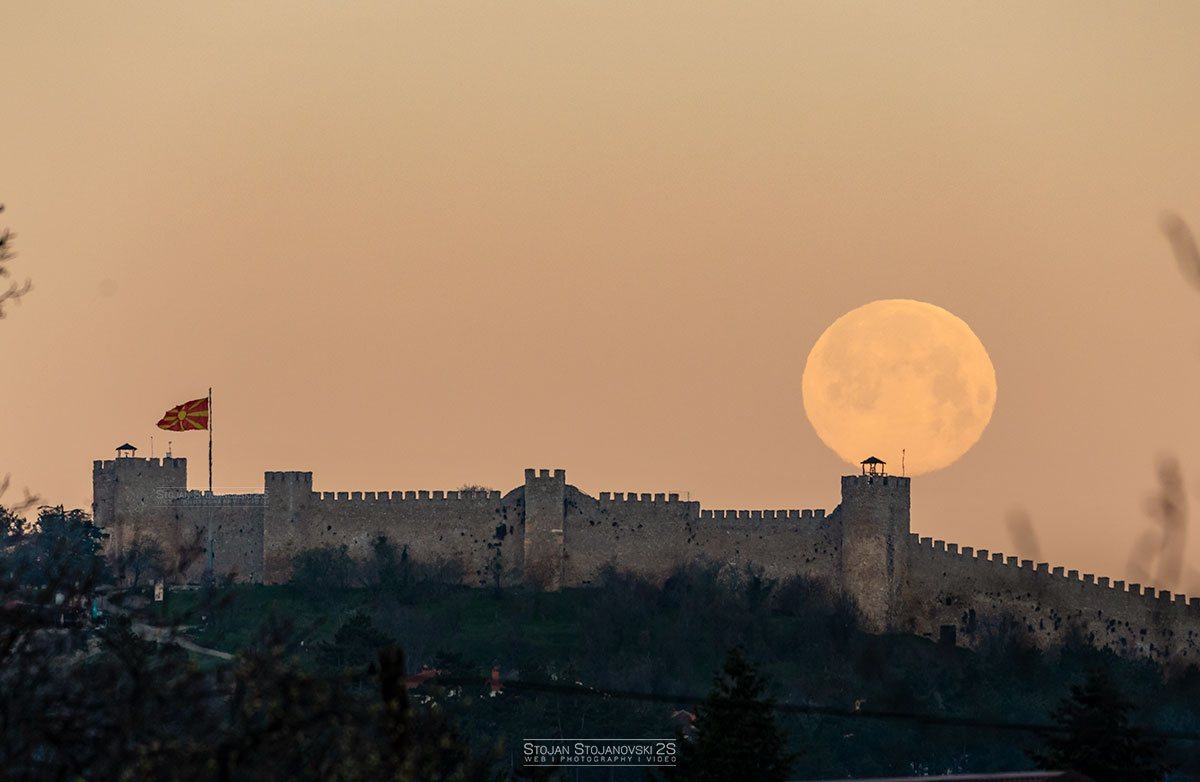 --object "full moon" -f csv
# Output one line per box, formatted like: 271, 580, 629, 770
802, 299, 997, 475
